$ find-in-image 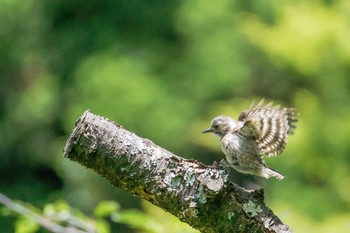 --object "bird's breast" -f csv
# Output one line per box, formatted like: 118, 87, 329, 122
220, 133, 258, 164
